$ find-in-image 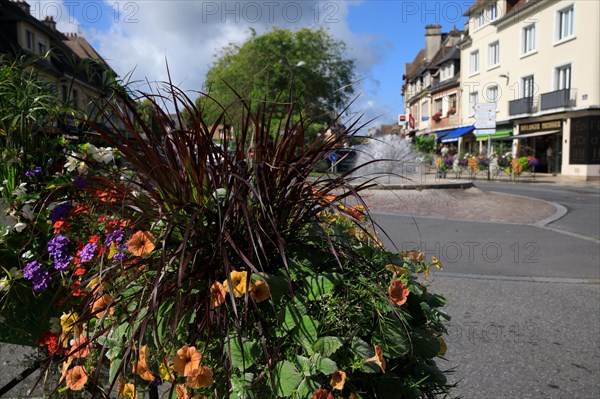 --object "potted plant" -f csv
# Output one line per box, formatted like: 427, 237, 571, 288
432, 111, 443, 122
